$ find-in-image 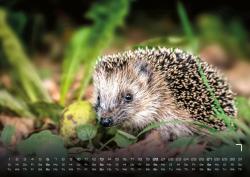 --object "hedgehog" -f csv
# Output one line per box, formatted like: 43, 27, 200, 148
92, 47, 236, 140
